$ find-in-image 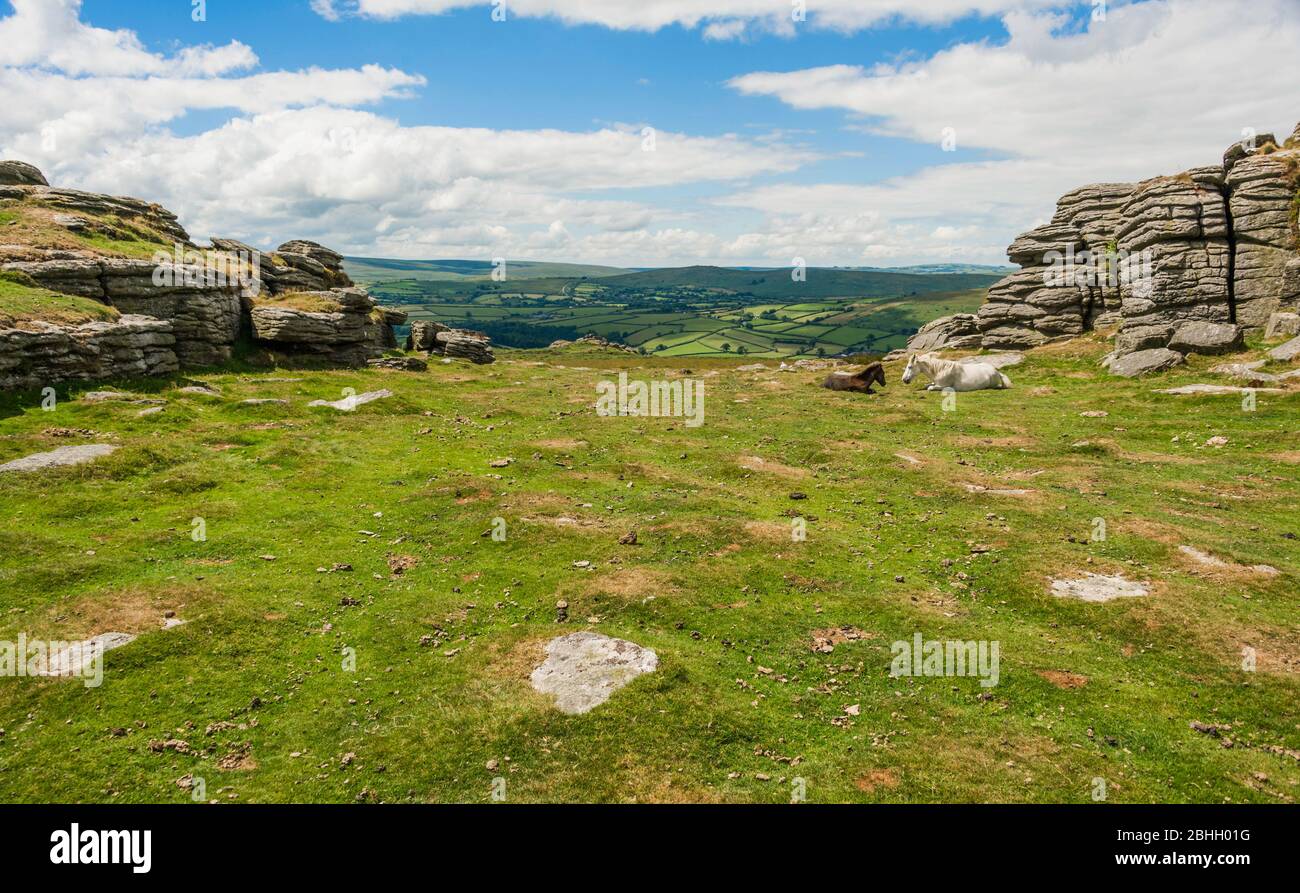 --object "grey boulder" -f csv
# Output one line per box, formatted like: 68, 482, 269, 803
0, 160, 49, 186
1166, 321, 1243, 356
1269, 335, 1300, 362
1108, 347, 1185, 377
